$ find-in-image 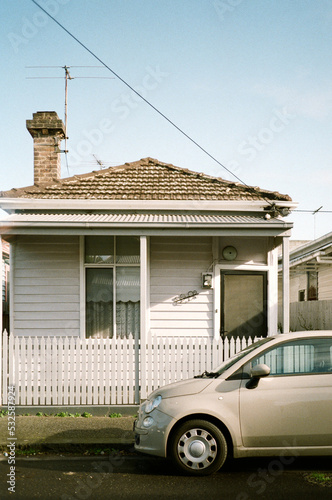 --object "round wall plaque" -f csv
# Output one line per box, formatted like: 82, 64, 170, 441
222, 246, 238, 261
